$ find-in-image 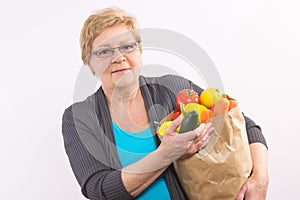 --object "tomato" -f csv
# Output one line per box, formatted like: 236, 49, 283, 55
175, 89, 200, 110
